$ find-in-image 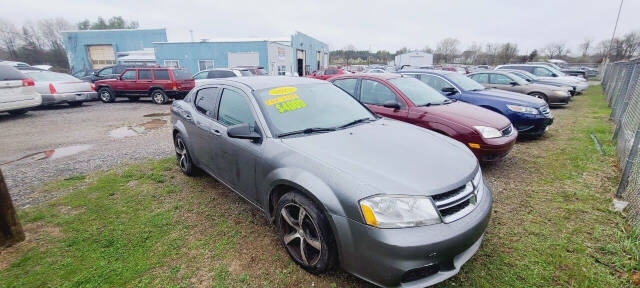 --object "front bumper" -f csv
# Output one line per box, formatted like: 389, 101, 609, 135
331, 184, 493, 288
41, 92, 98, 105
470, 130, 518, 162
165, 90, 191, 99
547, 94, 571, 106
